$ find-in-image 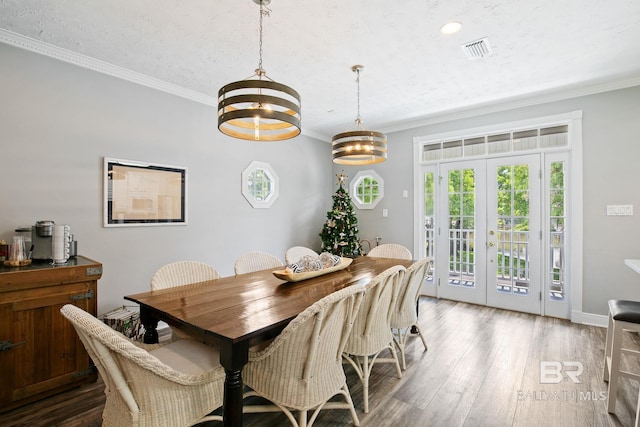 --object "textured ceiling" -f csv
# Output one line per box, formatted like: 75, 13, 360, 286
1, 0, 640, 140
